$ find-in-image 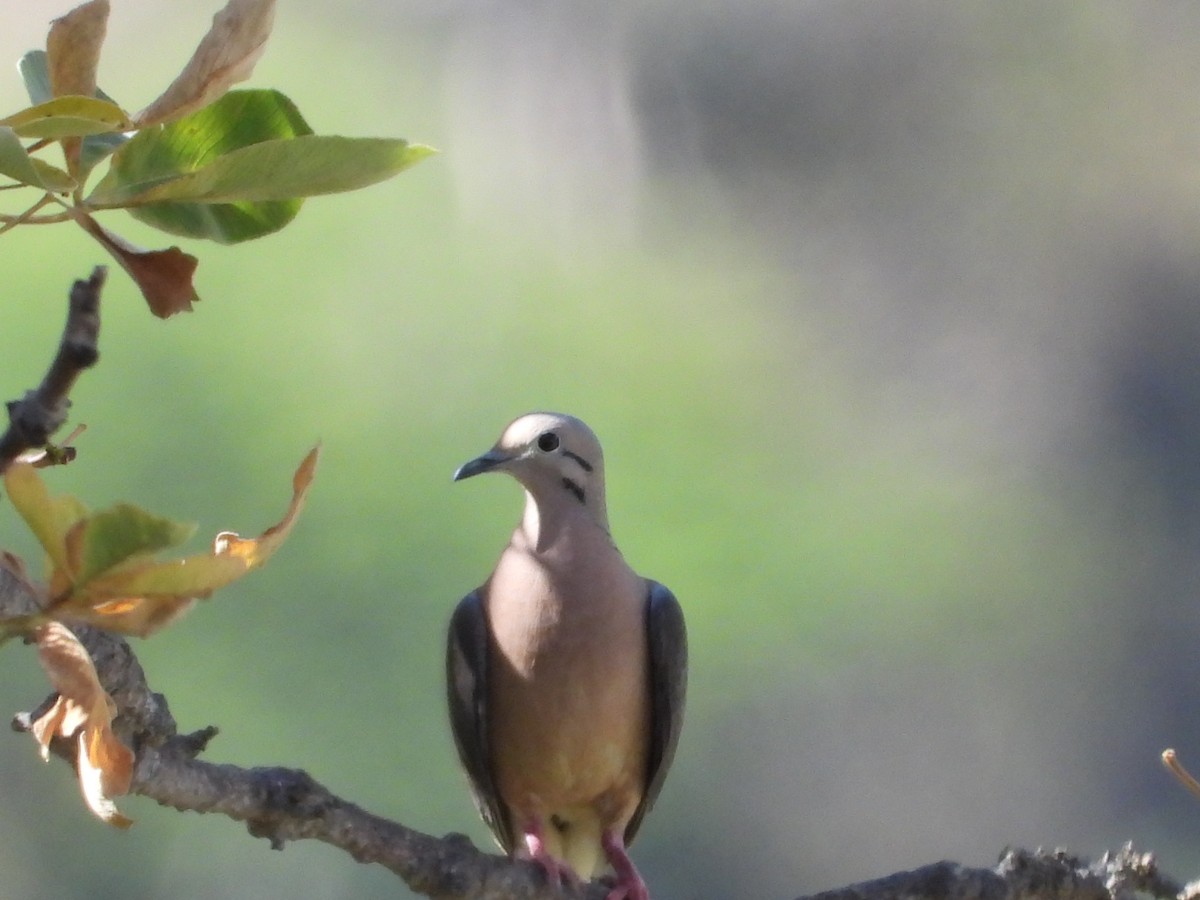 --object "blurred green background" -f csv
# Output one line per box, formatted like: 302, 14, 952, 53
5, 2, 1200, 898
